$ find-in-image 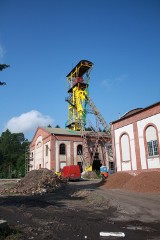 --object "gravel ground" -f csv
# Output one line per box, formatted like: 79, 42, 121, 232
0, 179, 160, 240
